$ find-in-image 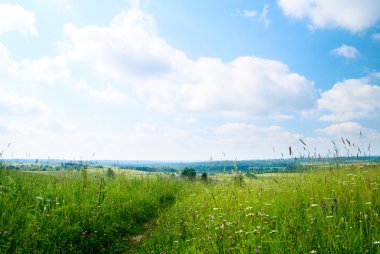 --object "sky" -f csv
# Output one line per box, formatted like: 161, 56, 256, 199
0, 0, 379, 161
